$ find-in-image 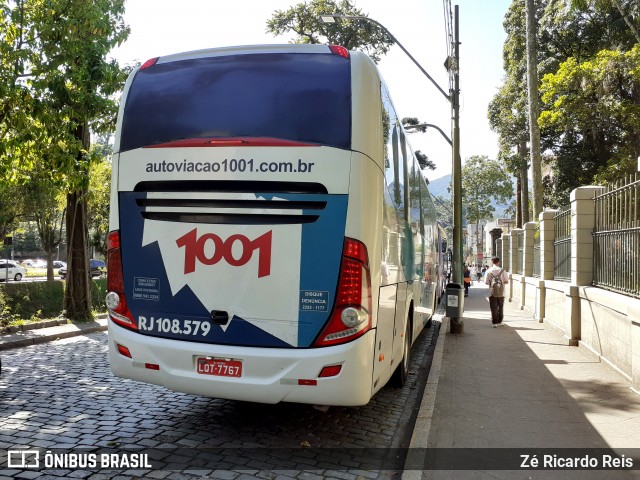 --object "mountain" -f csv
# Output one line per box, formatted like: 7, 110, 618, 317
425, 174, 451, 199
